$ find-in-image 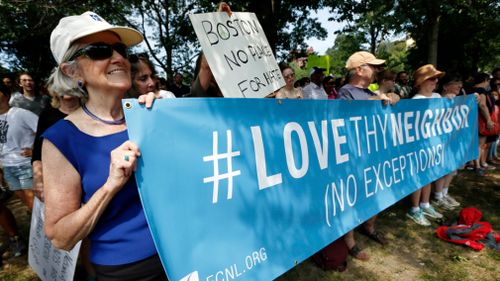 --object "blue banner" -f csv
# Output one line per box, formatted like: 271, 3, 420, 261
123, 96, 478, 281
